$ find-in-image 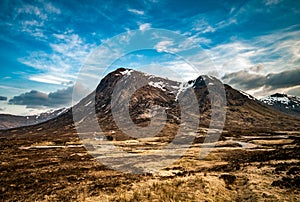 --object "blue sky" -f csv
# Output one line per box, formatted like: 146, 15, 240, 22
0, 0, 299, 115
